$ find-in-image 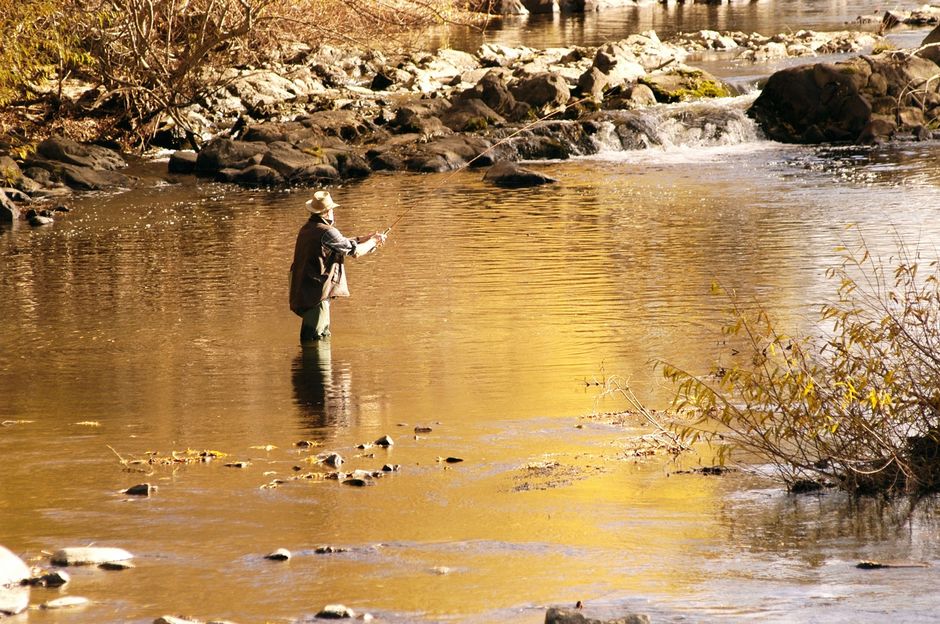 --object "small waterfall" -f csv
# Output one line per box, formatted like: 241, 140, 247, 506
590, 94, 765, 154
